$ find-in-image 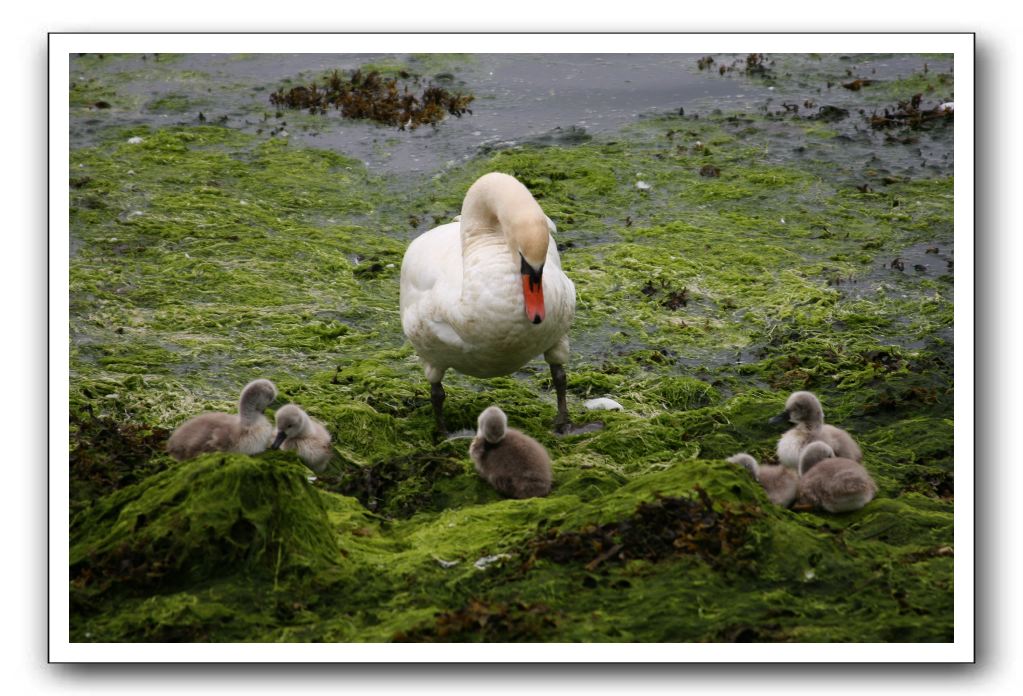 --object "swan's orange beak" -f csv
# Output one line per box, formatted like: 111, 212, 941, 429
522, 273, 545, 324
520, 255, 545, 324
